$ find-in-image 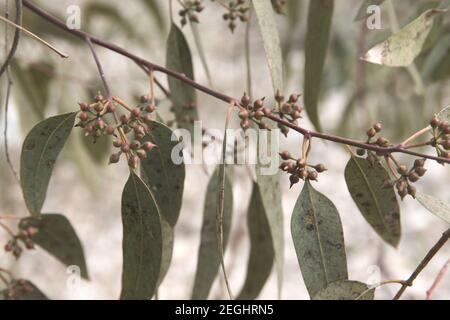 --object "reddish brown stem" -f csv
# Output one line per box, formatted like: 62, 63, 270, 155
21, 0, 450, 164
